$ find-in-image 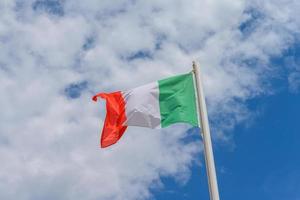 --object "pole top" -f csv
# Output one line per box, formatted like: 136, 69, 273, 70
192, 61, 196, 67
192, 61, 197, 73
